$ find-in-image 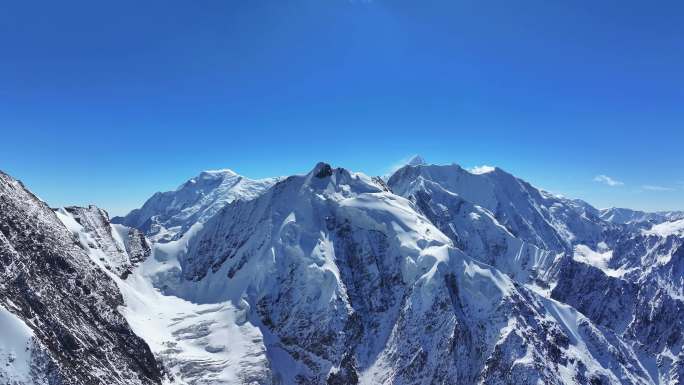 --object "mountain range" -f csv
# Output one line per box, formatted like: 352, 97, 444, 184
1, 158, 682, 385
